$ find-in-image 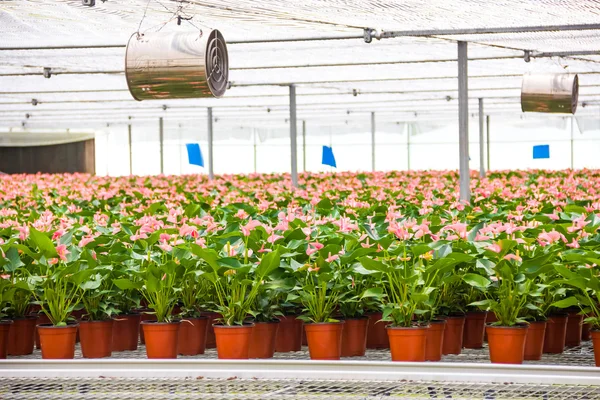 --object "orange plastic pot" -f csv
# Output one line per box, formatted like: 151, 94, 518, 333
249, 321, 279, 359
486, 324, 528, 364
341, 317, 369, 357
112, 313, 141, 352
8, 316, 37, 356
178, 317, 209, 356
79, 320, 113, 358
134, 308, 155, 345
484, 313, 498, 342
582, 323, 592, 341
305, 322, 344, 360
441, 315, 465, 355
34, 312, 51, 349
38, 323, 78, 359
543, 314, 567, 354
387, 325, 428, 362
591, 330, 600, 367
142, 321, 180, 359
202, 312, 221, 349
523, 321, 546, 361
366, 312, 389, 349
275, 315, 303, 352
463, 311, 487, 349
214, 323, 254, 359
565, 311, 583, 348
0, 321, 12, 359
425, 319, 447, 362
